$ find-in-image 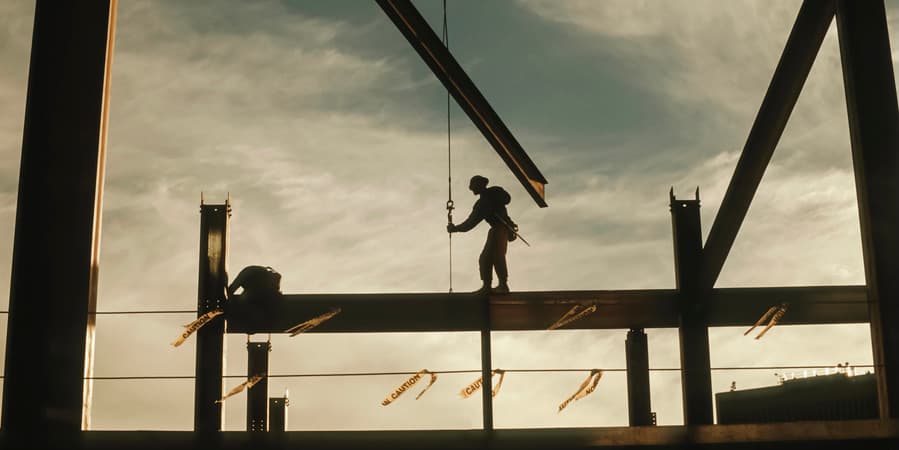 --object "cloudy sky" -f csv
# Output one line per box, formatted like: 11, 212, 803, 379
1, 0, 897, 431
